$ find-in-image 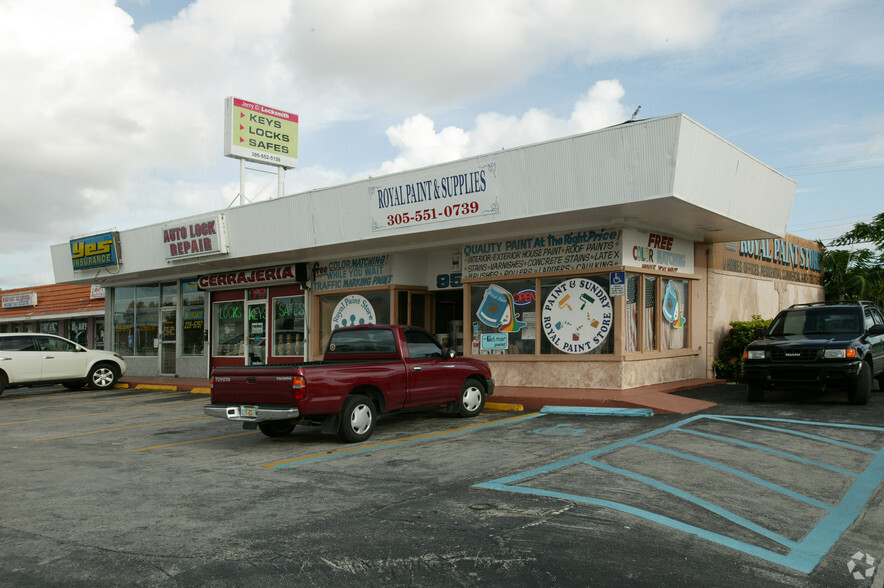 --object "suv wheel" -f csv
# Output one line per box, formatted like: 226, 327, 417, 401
848, 362, 871, 405
88, 363, 120, 390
